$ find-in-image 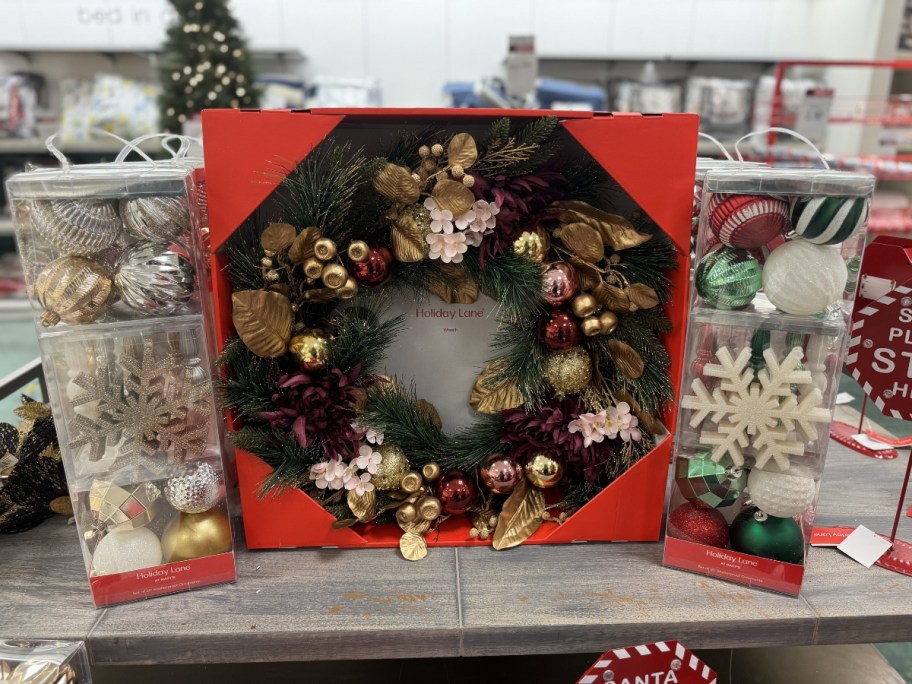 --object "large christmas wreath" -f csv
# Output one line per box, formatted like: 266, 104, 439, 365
218, 117, 678, 559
